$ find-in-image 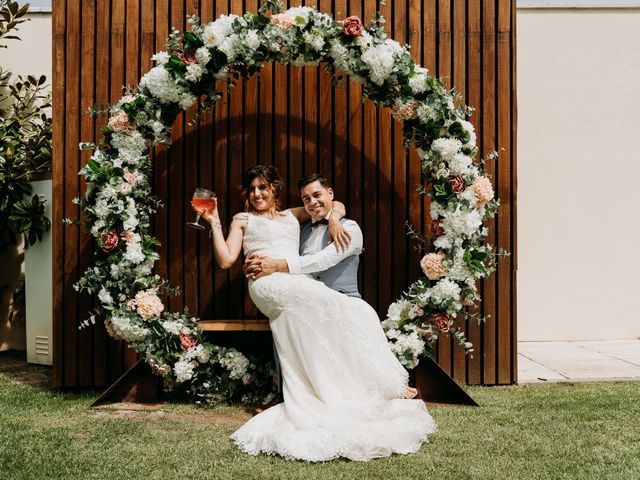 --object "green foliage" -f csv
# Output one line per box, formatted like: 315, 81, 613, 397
0, 0, 29, 48
0, 2, 52, 252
